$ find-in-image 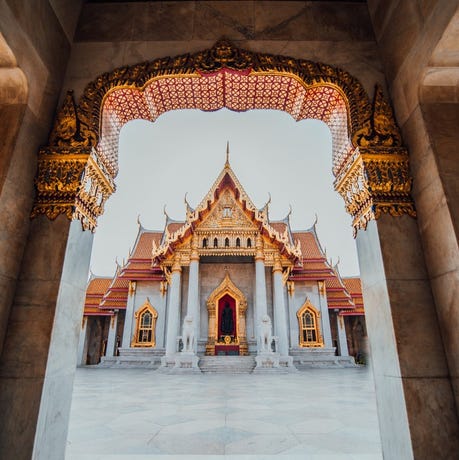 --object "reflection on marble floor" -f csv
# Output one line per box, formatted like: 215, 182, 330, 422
66, 367, 382, 459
